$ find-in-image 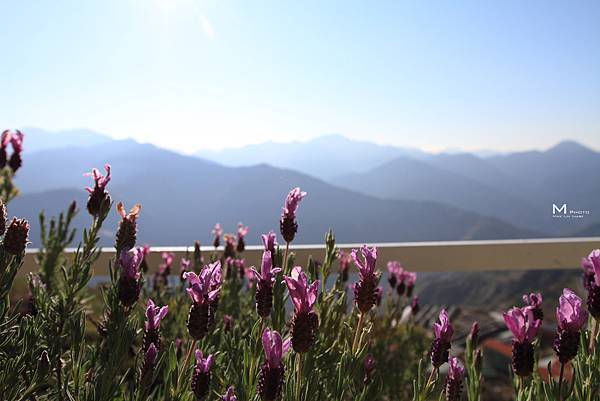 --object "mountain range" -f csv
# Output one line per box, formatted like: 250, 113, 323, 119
9, 128, 600, 247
